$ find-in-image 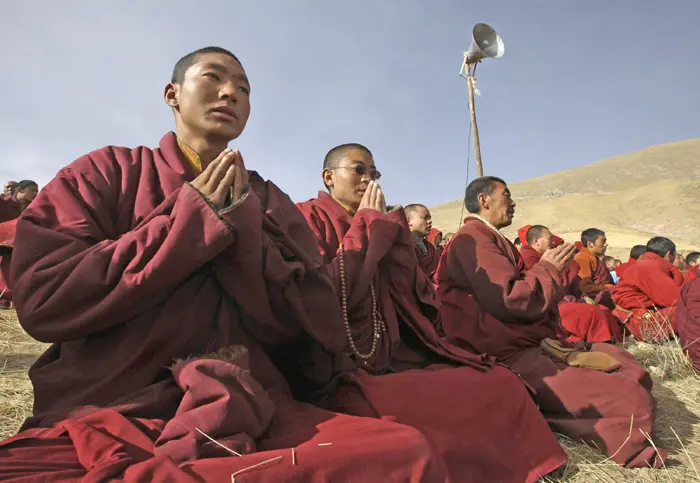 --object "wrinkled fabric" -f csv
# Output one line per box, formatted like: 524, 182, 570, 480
0, 133, 448, 482
436, 218, 665, 469
297, 194, 567, 482
415, 238, 441, 279
613, 252, 683, 341
616, 258, 637, 280
677, 277, 700, 371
